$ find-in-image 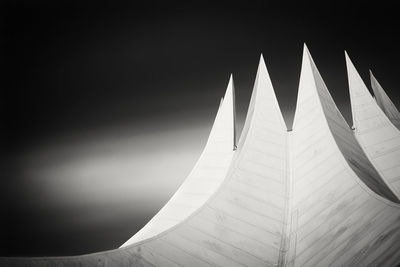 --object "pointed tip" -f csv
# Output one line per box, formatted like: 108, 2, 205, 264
302, 43, 313, 62
303, 43, 314, 59
369, 69, 375, 79
344, 51, 351, 67
344, 51, 355, 69
344, 51, 351, 65
301, 43, 315, 72
229, 73, 235, 96
226, 73, 234, 89
218, 73, 236, 150
227, 74, 237, 150
255, 53, 268, 81
221, 74, 234, 102
258, 53, 266, 69
369, 69, 376, 85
